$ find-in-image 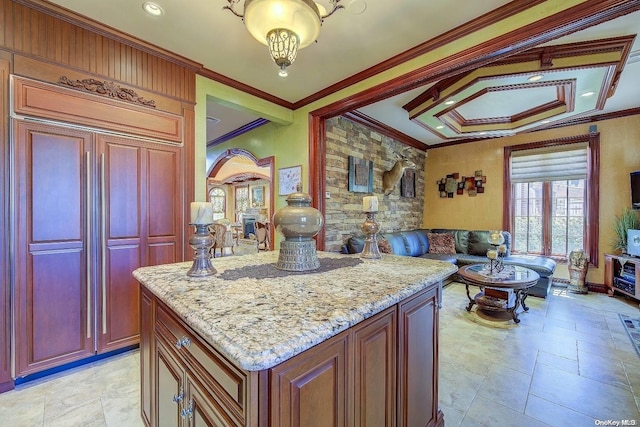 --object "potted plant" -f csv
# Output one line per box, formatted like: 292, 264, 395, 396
612, 207, 640, 254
